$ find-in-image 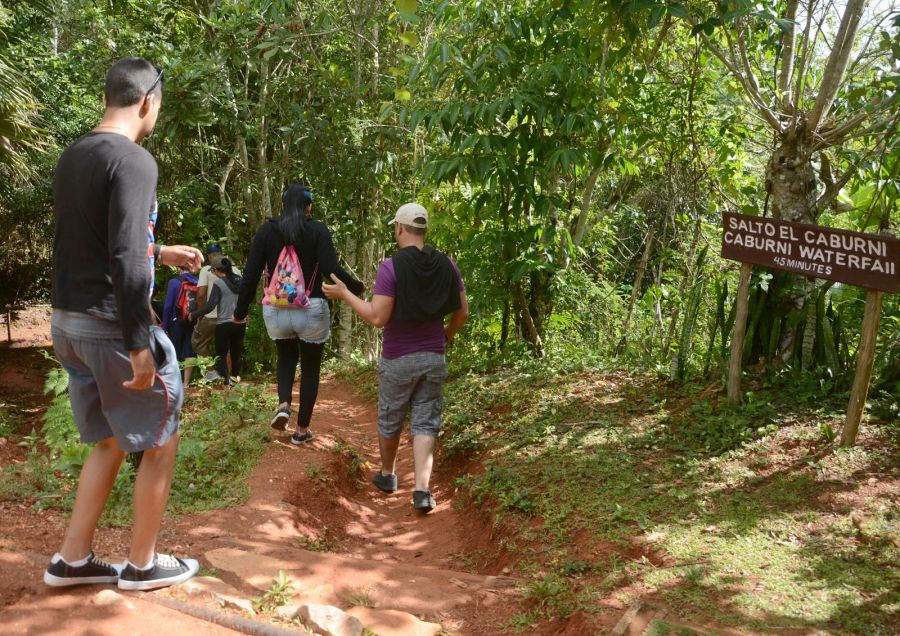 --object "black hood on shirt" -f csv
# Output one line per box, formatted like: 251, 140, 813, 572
391, 245, 461, 323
